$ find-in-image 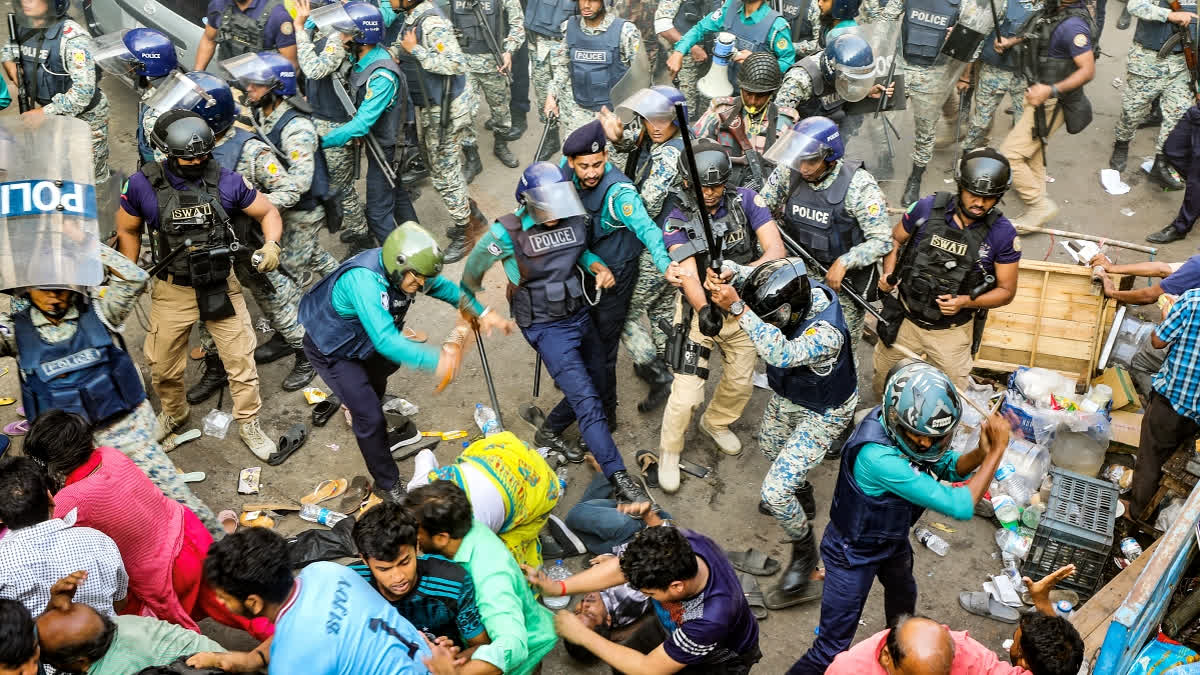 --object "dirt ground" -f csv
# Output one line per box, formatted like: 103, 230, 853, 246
6, 6, 1179, 669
